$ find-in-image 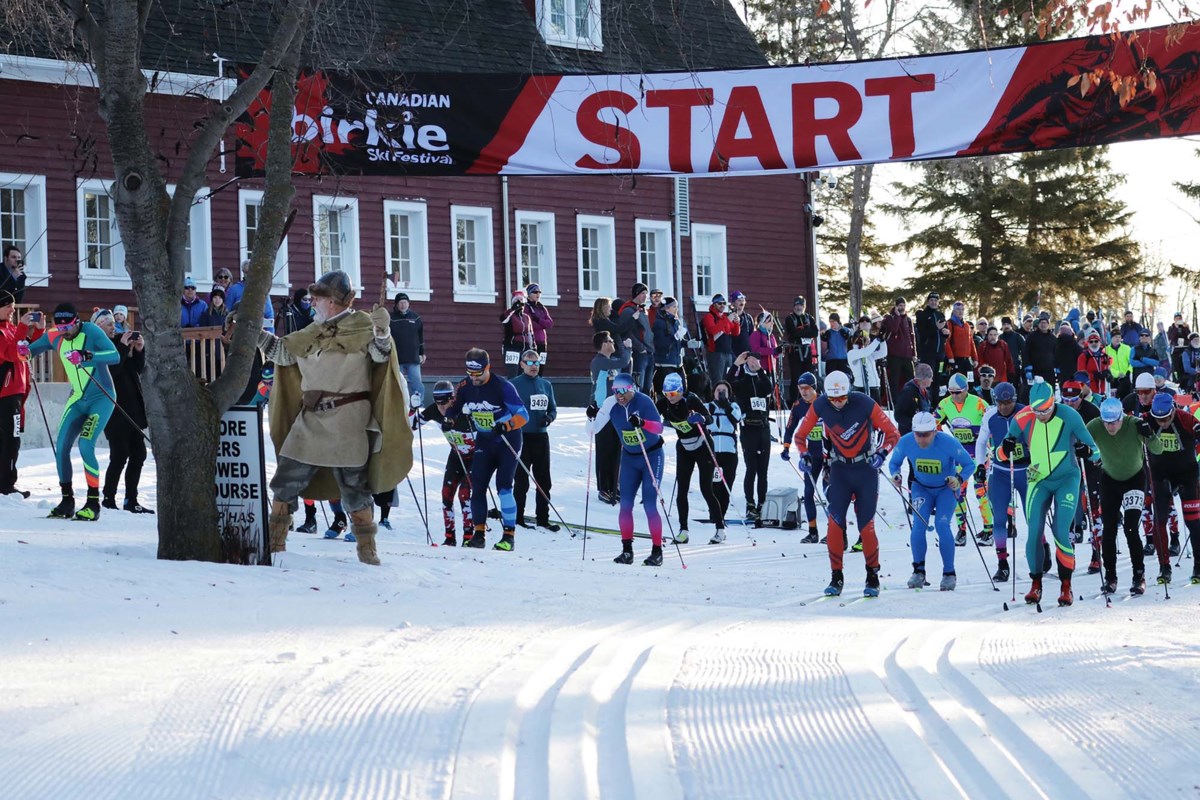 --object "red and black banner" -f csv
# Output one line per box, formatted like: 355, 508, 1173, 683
234, 23, 1200, 178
